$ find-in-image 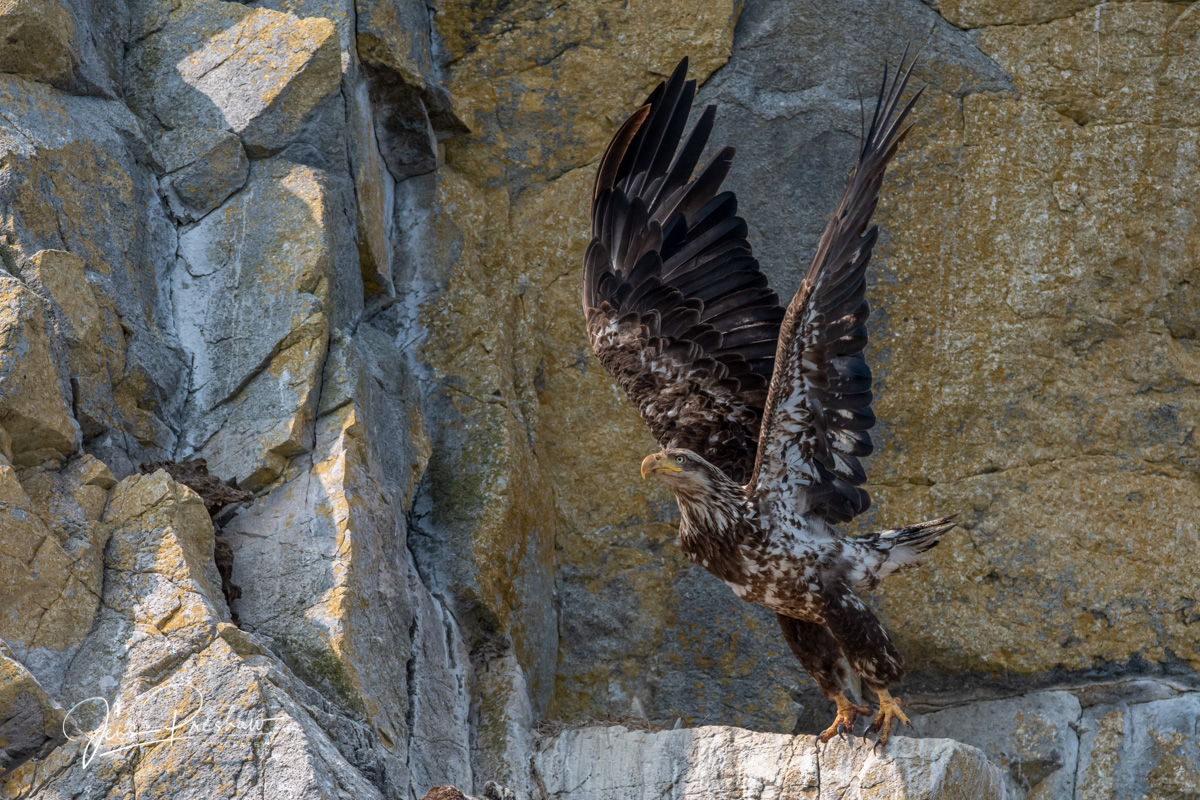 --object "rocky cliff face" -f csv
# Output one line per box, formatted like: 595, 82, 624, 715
0, 0, 1196, 799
